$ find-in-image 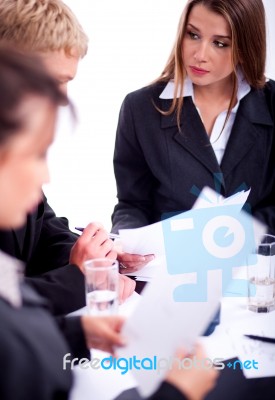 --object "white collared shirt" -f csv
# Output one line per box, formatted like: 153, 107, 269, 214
159, 71, 251, 164
0, 250, 23, 308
